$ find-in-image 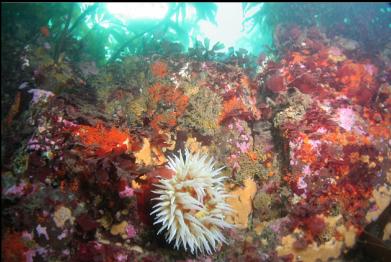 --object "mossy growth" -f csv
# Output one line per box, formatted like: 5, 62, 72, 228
237, 154, 263, 181
273, 89, 313, 128
125, 96, 148, 127
110, 56, 150, 91
207, 128, 236, 163
105, 99, 123, 119
273, 104, 307, 129
233, 149, 271, 185
99, 90, 148, 127
181, 81, 200, 98
316, 222, 336, 244
1, 172, 17, 193
179, 86, 222, 136
29, 47, 54, 68
90, 69, 116, 91
29, 47, 76, 93
258, 226, 279, 252
253, 191, 272, 211
40, 62, 75, 93
329, 202, 342, 217
252, 191, 281, 222
90, 56, 150, 93
122, 56, 150, 91
95, 85, 114, 105
11, 146, 29, 176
